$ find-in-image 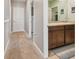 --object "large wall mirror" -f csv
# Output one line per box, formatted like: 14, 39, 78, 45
48, 0, 75, 22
